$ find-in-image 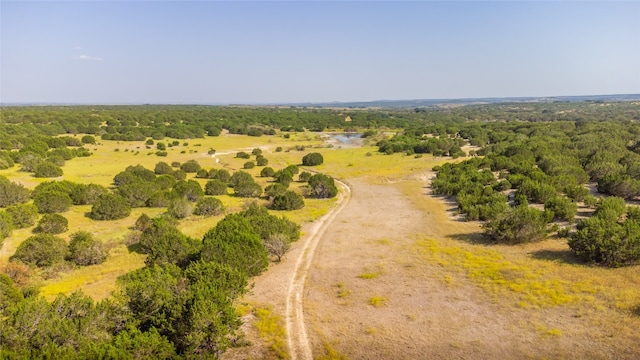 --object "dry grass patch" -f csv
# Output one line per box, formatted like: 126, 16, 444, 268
368, 296, 387, 307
